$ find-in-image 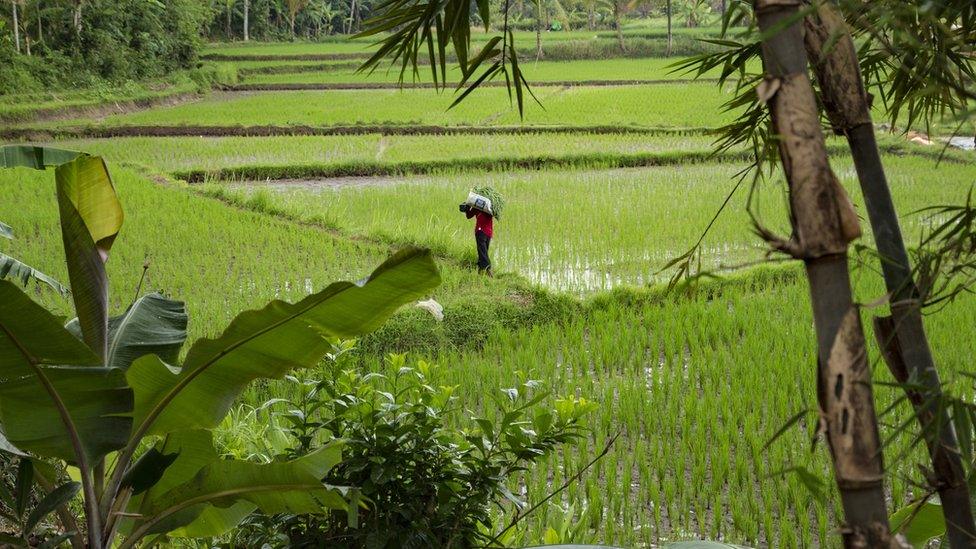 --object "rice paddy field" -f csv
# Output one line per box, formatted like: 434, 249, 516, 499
235, 58, 744, 85
4, 30, 976, 548
44, 84, 737, 129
